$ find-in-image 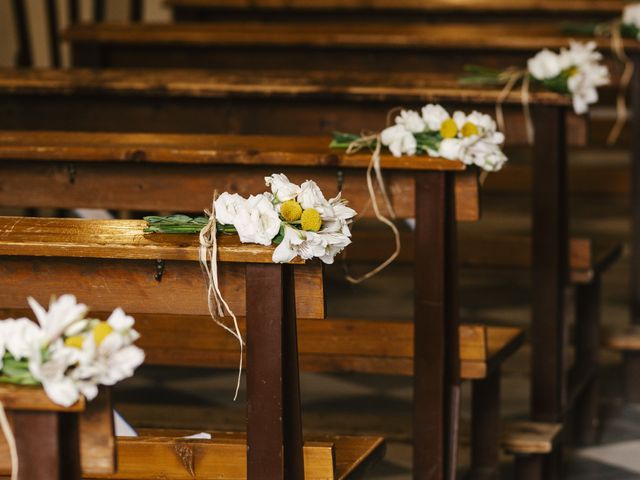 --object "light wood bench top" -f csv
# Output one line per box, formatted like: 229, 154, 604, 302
166, 0, 625, 14
0, 217, 304, 264
0, 131, 464, 171
62, 20, 640, 53
0, 383, 85, 412
502, 421, 563, 454
605, 326, 640, 351
0, 68, 571, 106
